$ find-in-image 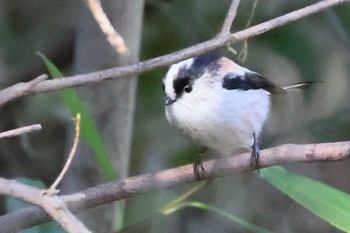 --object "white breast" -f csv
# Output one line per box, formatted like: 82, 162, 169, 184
165, 80, 271, 156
